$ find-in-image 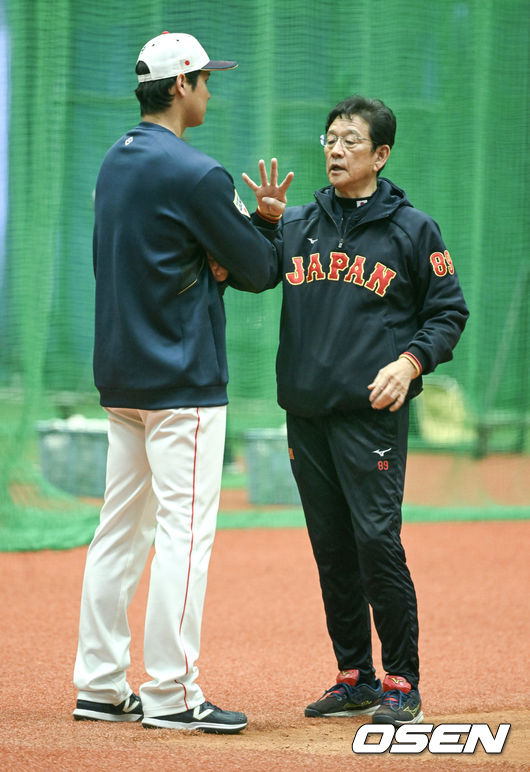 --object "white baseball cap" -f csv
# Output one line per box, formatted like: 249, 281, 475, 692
136, 32, 238, 82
